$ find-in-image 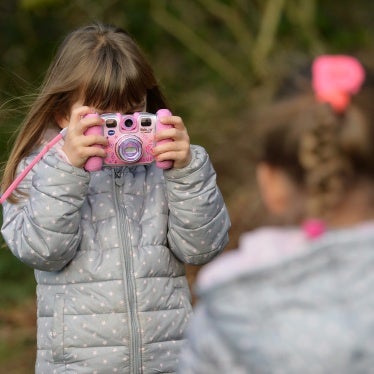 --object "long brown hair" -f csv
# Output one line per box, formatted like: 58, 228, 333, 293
2, 23, 167, 203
